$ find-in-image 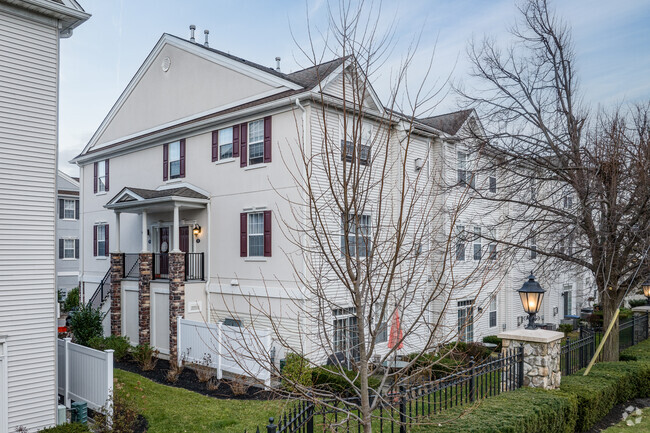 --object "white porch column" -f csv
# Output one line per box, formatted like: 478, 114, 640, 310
114, 212, 121, 253
141, 211, 148, 253
172, 204, 180, 252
